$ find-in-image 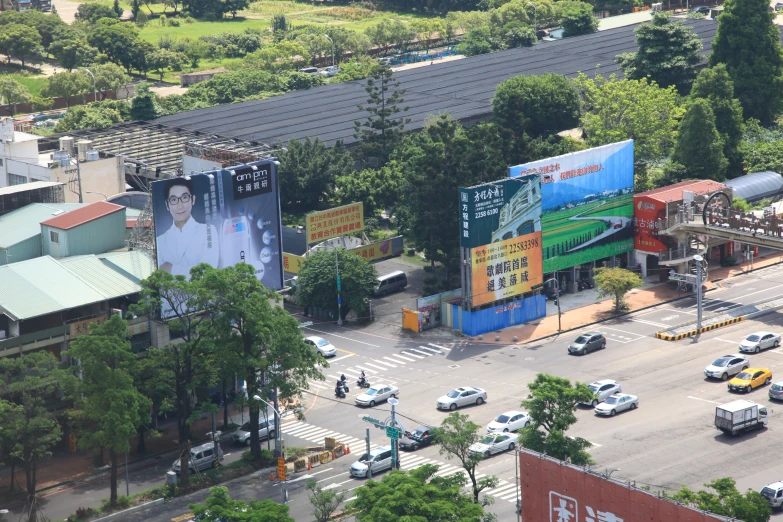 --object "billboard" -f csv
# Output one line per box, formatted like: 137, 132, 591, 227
510, 140, 635, 273
283, 253, 305, 274
152, 161, 283, 313
469, 234, 543, 307
634, 195, 667, 253
519, 449, 725, 522
305, 202, 364, 244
